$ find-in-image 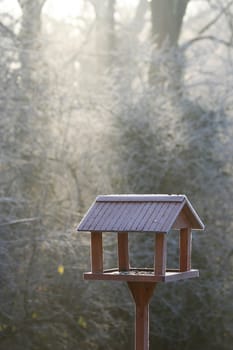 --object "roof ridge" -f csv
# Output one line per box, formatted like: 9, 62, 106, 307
96, 194, 185, 203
